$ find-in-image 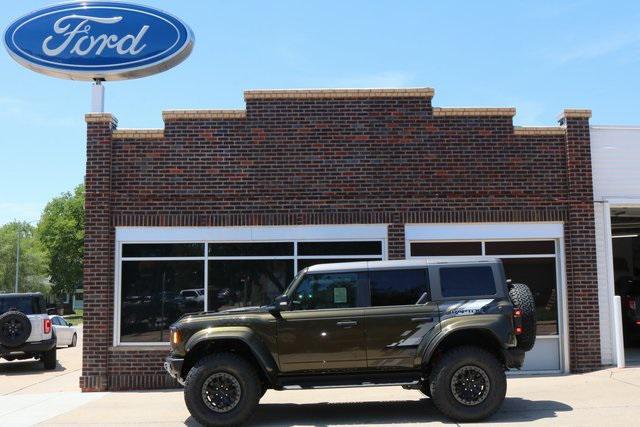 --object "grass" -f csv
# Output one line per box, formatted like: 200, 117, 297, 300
63, 309, 83, 325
